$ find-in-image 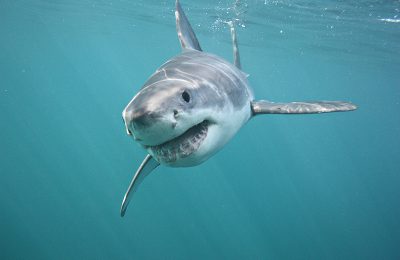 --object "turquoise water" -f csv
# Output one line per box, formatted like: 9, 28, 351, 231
1, 0, 400, 259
